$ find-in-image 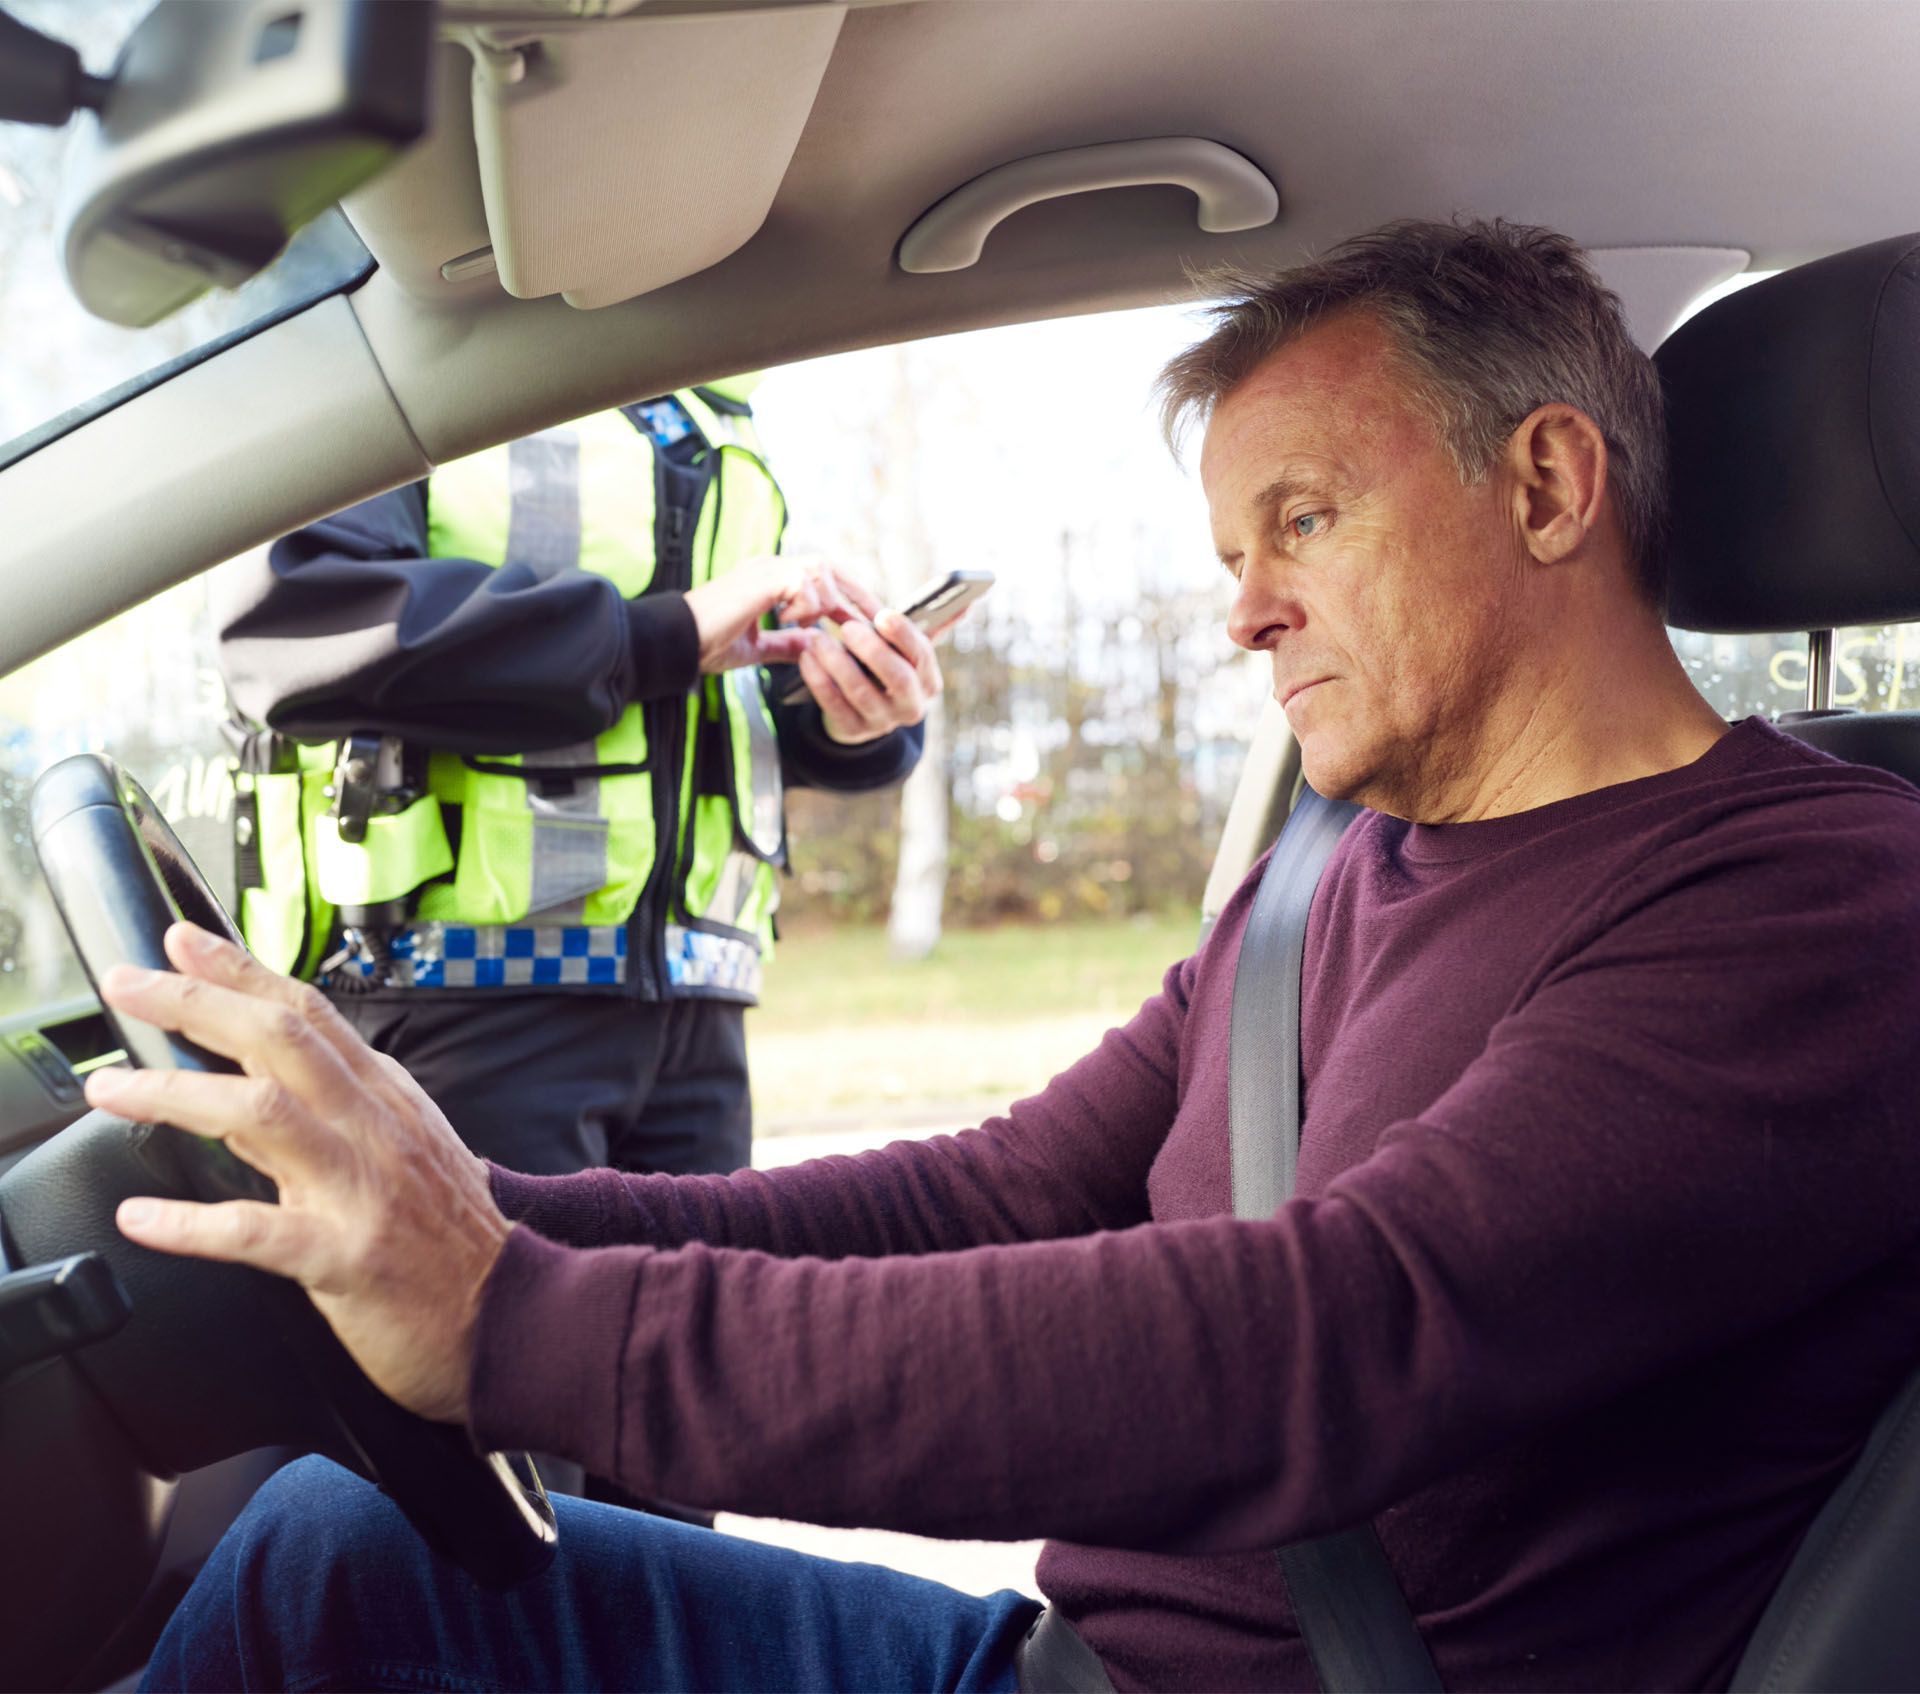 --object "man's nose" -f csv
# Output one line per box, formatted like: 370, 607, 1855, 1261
1227, 567, 1296, 653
